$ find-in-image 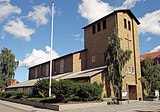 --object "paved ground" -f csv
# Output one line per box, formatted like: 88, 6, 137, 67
0, 99, 160, 112
0, 100, 54, 112
60, 100, 160, 112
